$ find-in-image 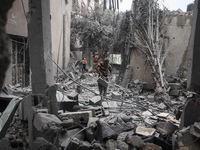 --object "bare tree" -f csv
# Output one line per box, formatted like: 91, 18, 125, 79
131, 0, 171, 101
